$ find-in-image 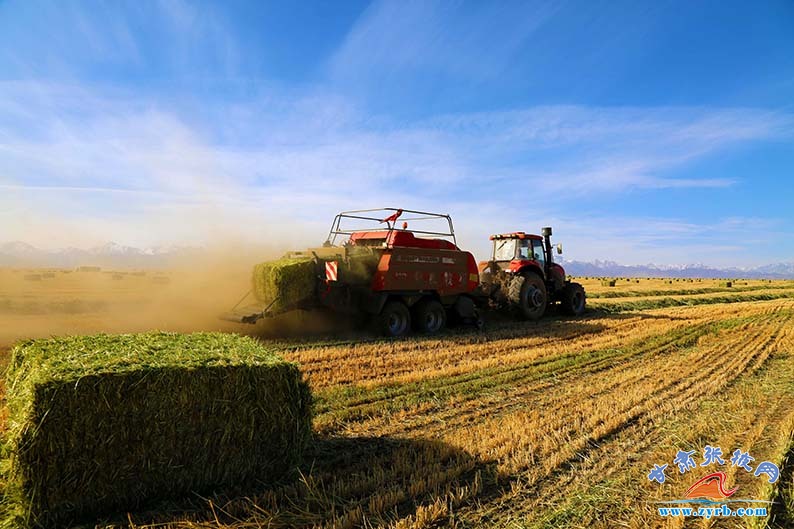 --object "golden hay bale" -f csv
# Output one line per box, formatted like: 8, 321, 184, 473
252, 258, 316, 312
3, 332, 312, 528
